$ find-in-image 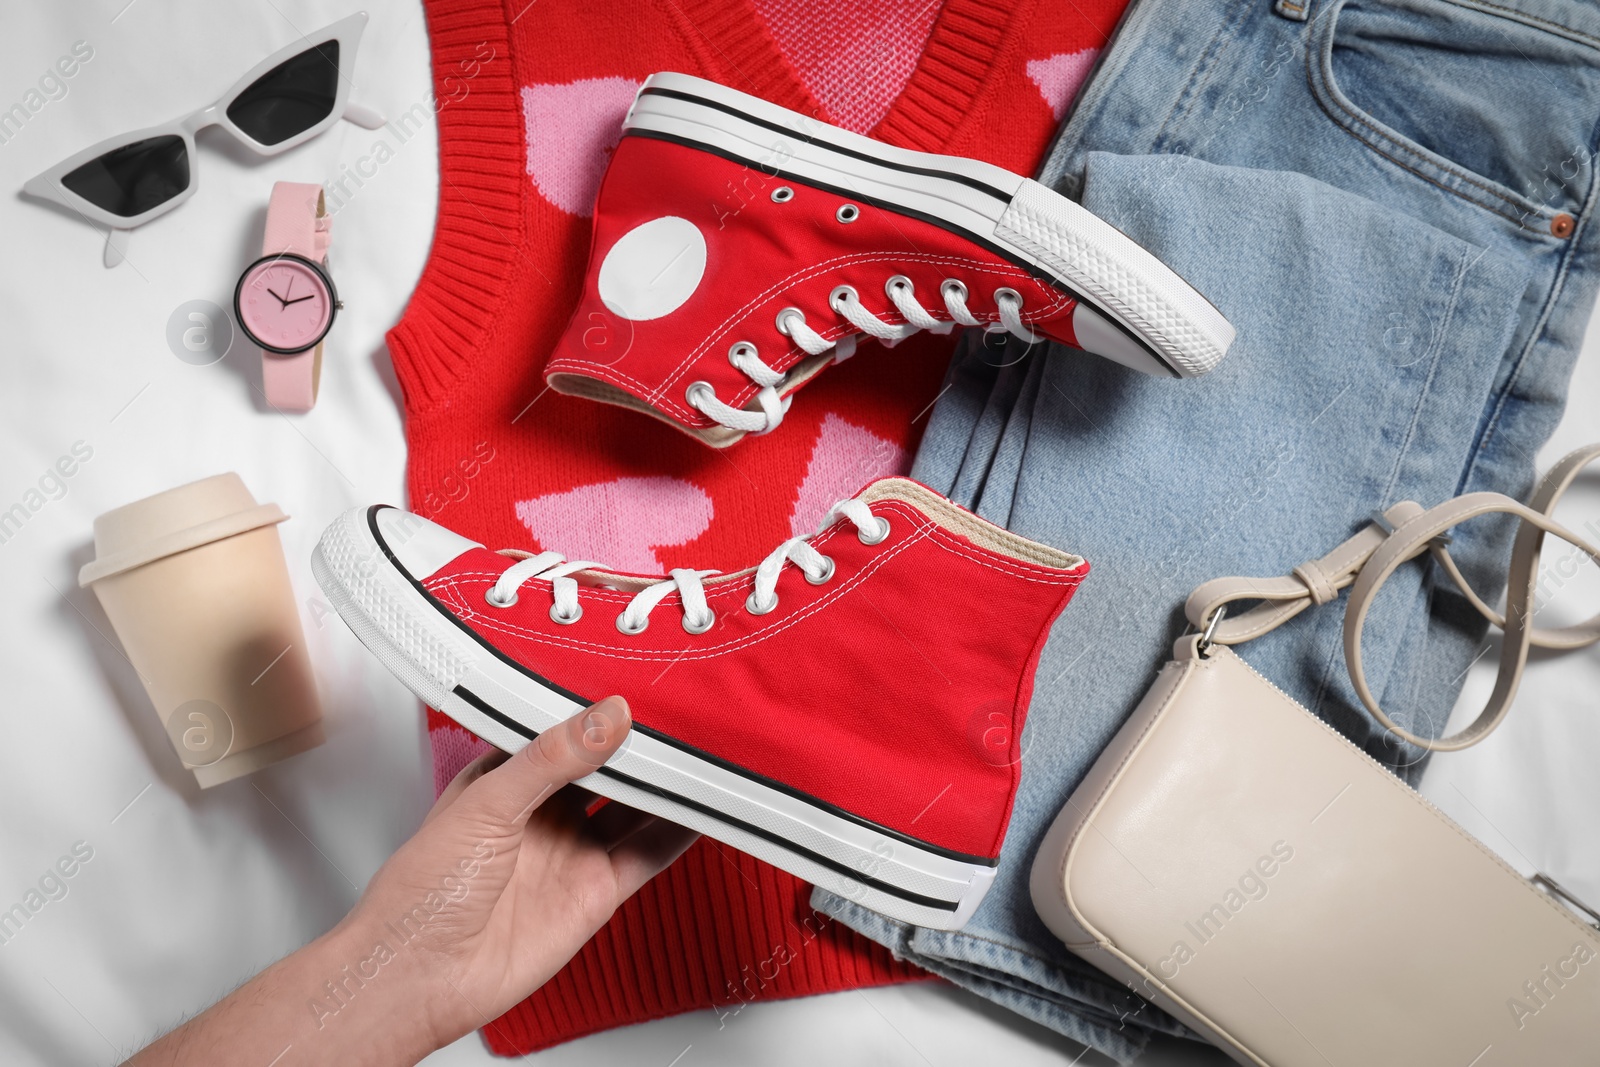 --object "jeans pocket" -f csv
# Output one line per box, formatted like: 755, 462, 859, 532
1308, 0, 1600, 227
